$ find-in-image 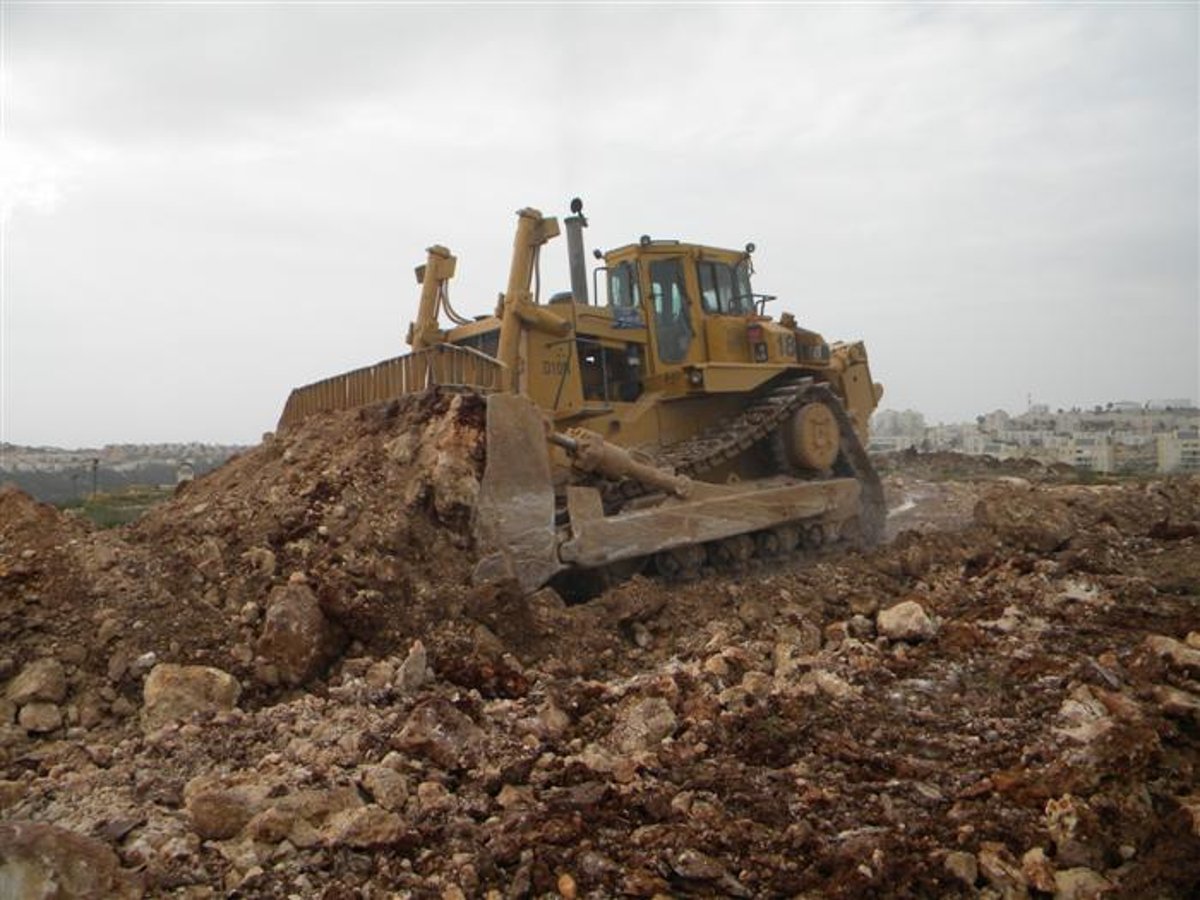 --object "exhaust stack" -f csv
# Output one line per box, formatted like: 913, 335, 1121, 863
564, 197, 589, 305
